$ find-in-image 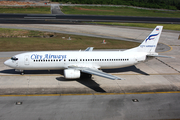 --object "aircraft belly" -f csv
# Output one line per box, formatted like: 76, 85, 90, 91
19, 62, 64, 70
